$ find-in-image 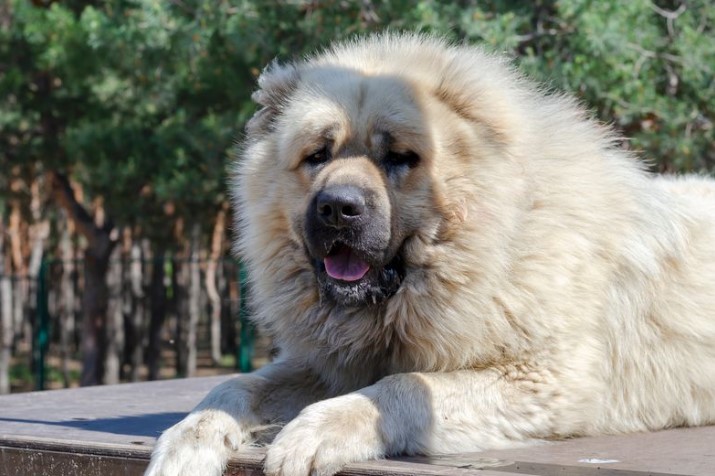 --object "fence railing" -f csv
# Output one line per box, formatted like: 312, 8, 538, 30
0, 255, 256, 392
